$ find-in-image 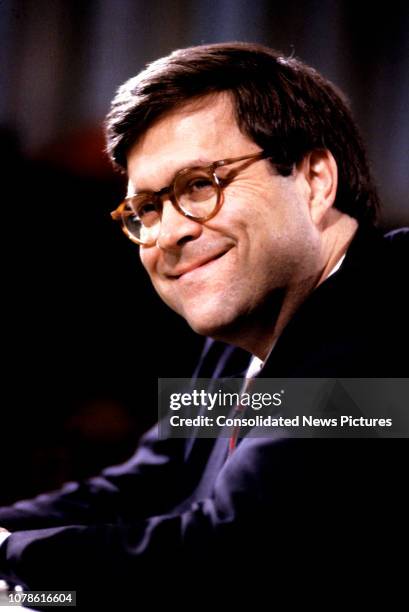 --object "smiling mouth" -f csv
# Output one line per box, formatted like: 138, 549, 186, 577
171, 250, 229, 280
